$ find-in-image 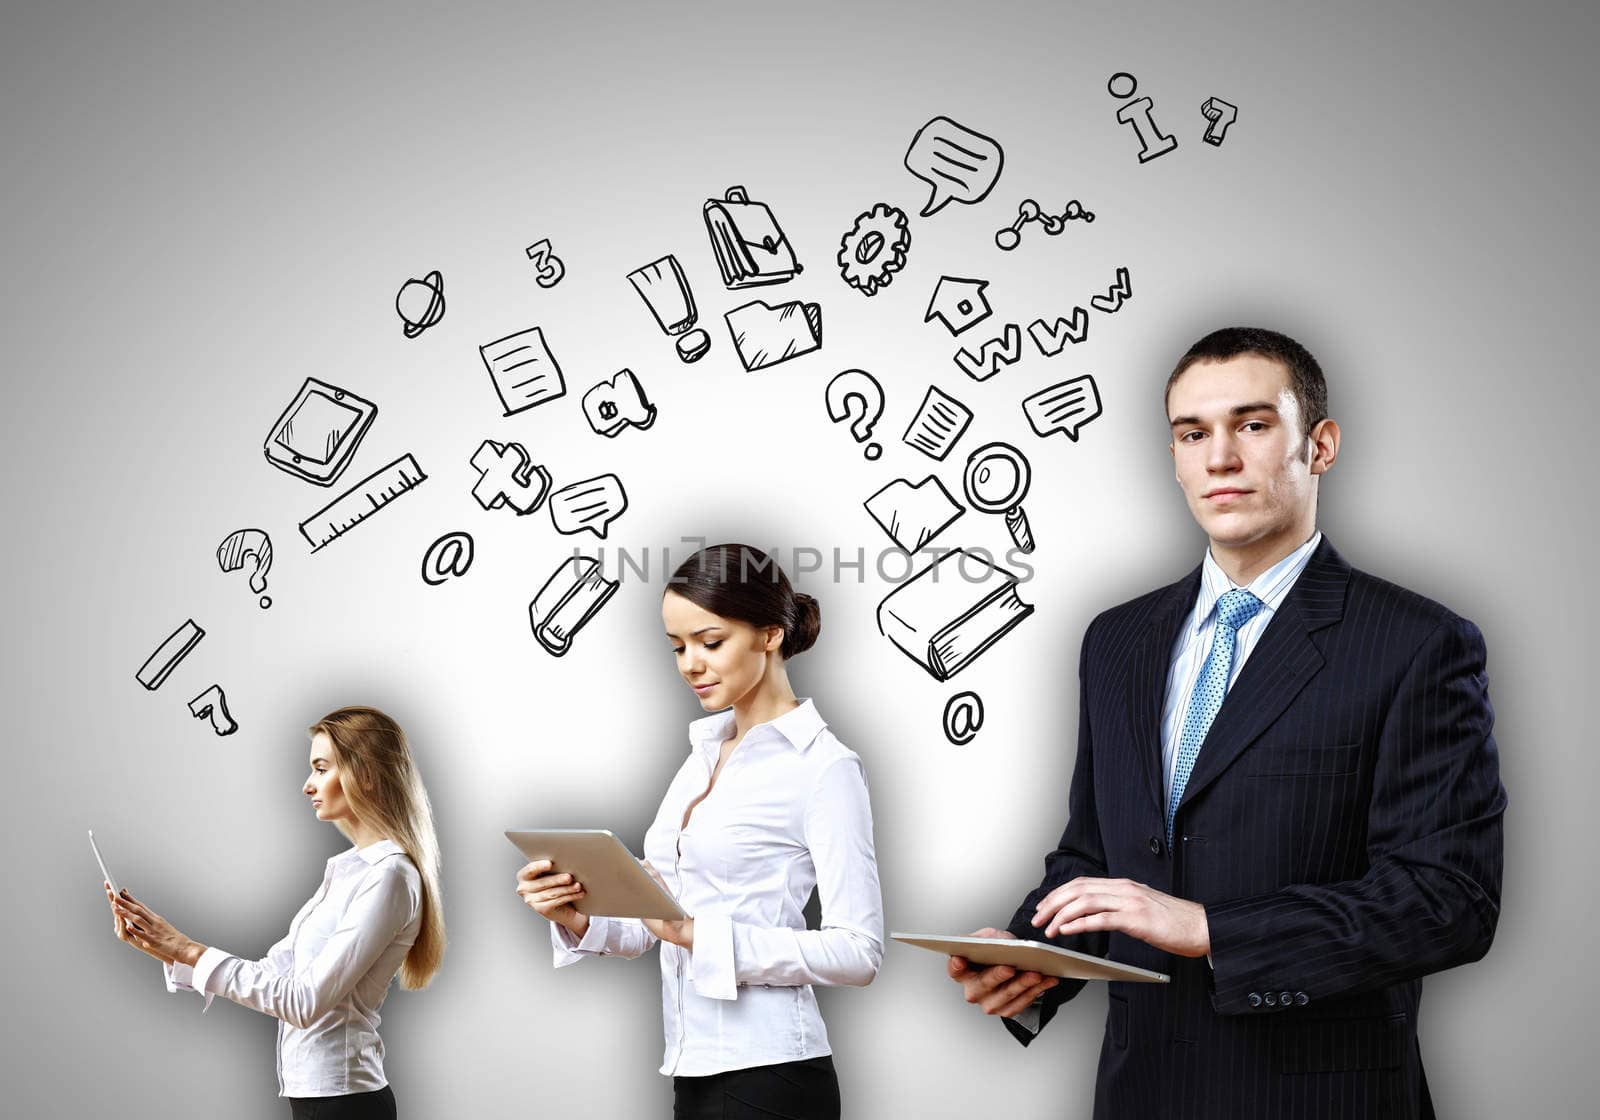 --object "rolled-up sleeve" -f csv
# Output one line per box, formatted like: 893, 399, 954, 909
691, 755, 884, 1000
